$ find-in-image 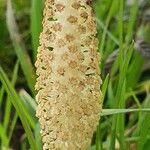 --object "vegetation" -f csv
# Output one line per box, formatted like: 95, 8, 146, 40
0, 0, 150, 149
